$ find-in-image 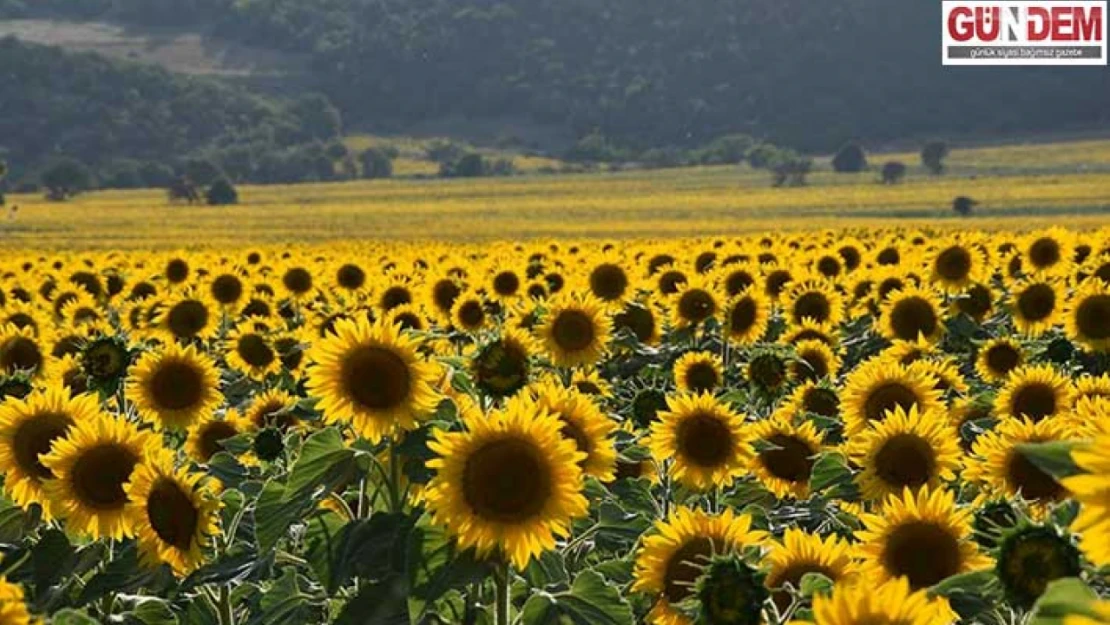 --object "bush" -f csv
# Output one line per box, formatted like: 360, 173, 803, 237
565, 132, 628, 163
769, 150, 812, 187
359, 148, 394, 179
440, 153, 487, 178
953, 195, 976, 216
41, 157, 94, 201
745, 143, 778, 169
693, 134, 756, 164
832, 142, 868, 173
206, 178, 239, 205
880, 161, 907, 184
922, 140, 950, 175
426, 140, 468, 164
